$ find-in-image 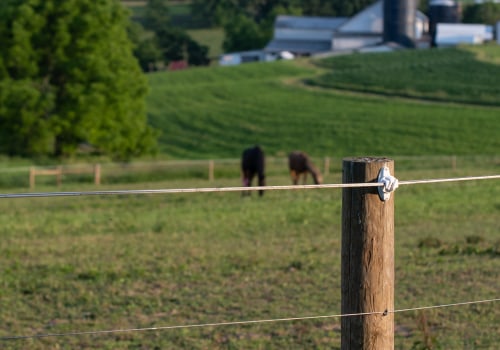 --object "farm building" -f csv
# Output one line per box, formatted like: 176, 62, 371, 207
264, 0, 429, 56
219, 50, 277, 66
435, 23, 494, 47
264, 16, 350, 56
